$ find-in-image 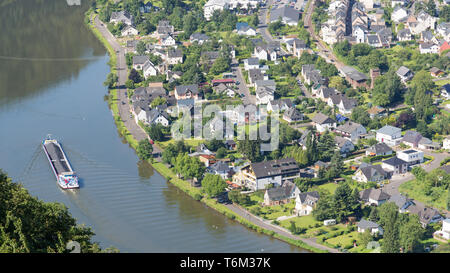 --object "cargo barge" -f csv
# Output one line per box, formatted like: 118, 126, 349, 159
42, 137, 79, 189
